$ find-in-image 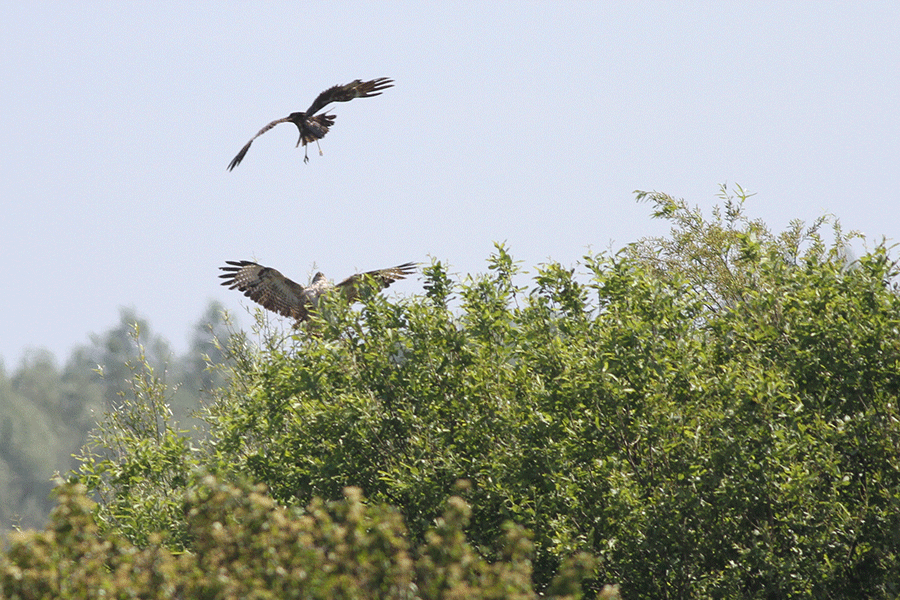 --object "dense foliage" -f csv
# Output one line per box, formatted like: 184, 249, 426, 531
2, 478, 604, 600
7, 187, 900, 598
199, 189, 900, 596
